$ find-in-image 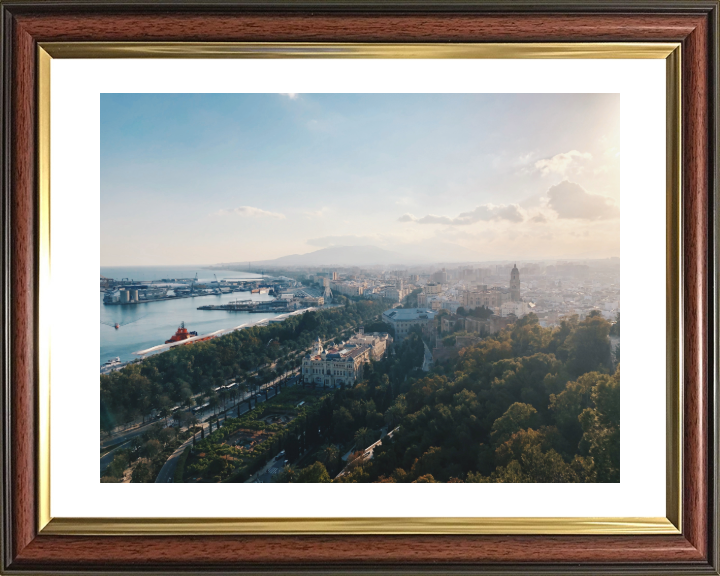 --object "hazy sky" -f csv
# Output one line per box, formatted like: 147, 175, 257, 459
101, 93, 620, 266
